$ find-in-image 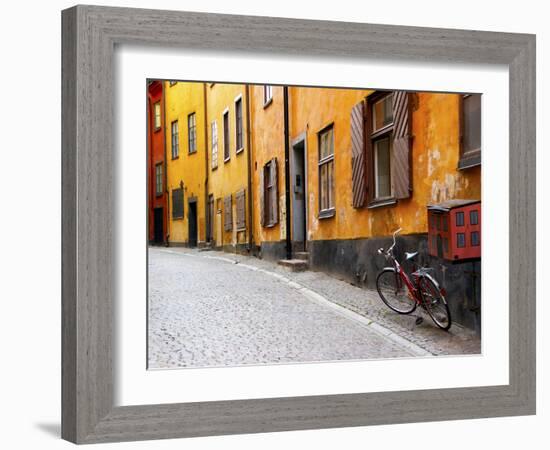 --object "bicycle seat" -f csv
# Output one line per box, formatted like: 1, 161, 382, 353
405, 251, 419, 261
